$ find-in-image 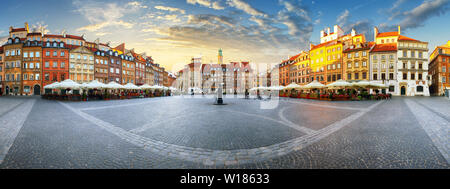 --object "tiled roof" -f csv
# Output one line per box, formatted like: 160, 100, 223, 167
11, 28, 26, 32
398, 35, 420, 42
310, 40, 335, 50
376, 32, 399, 37
27, 33, 42, 36
66, 35, 84, 40
44, 34, 64, 38
371, 43, 397, 52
